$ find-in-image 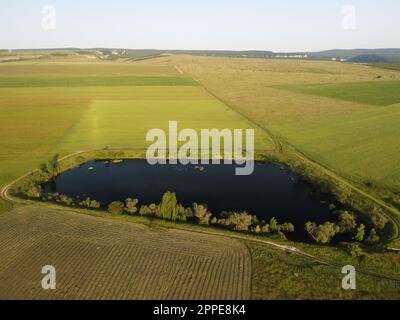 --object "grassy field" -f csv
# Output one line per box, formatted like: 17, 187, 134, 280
151, 55, 400, 191
0, 62, 180, 76
277, 80, 400, 106
1, 205, 398, 300
1, 55, 399, 299
248, 243, 400, 300
368, 63, 400, 72
270, 104, 400, 190
0, 206, 251, 299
